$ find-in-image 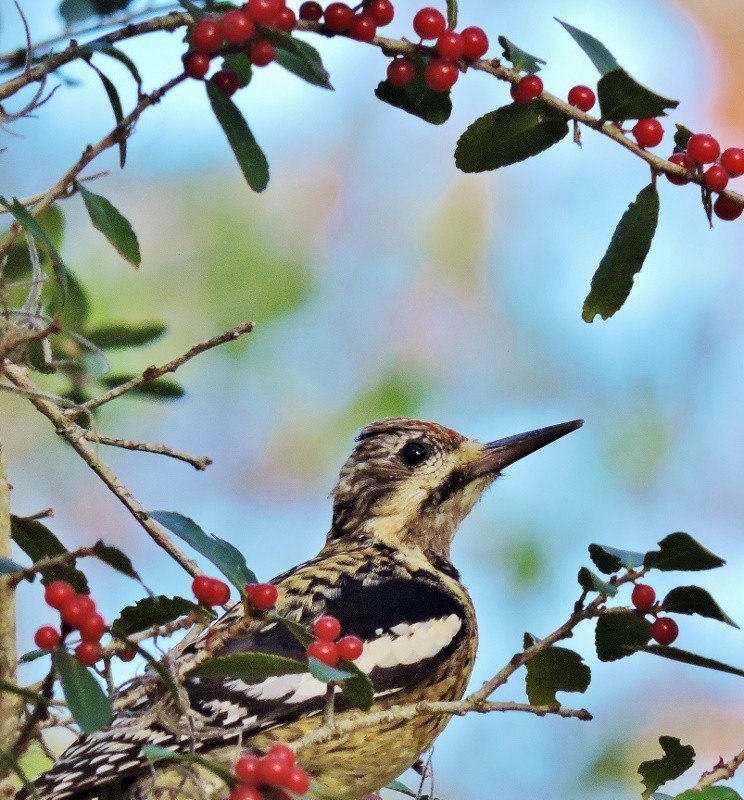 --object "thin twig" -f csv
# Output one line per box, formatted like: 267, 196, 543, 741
0, 172, 109, 214
694, 748, 744, 790
81, 431, 212, 471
